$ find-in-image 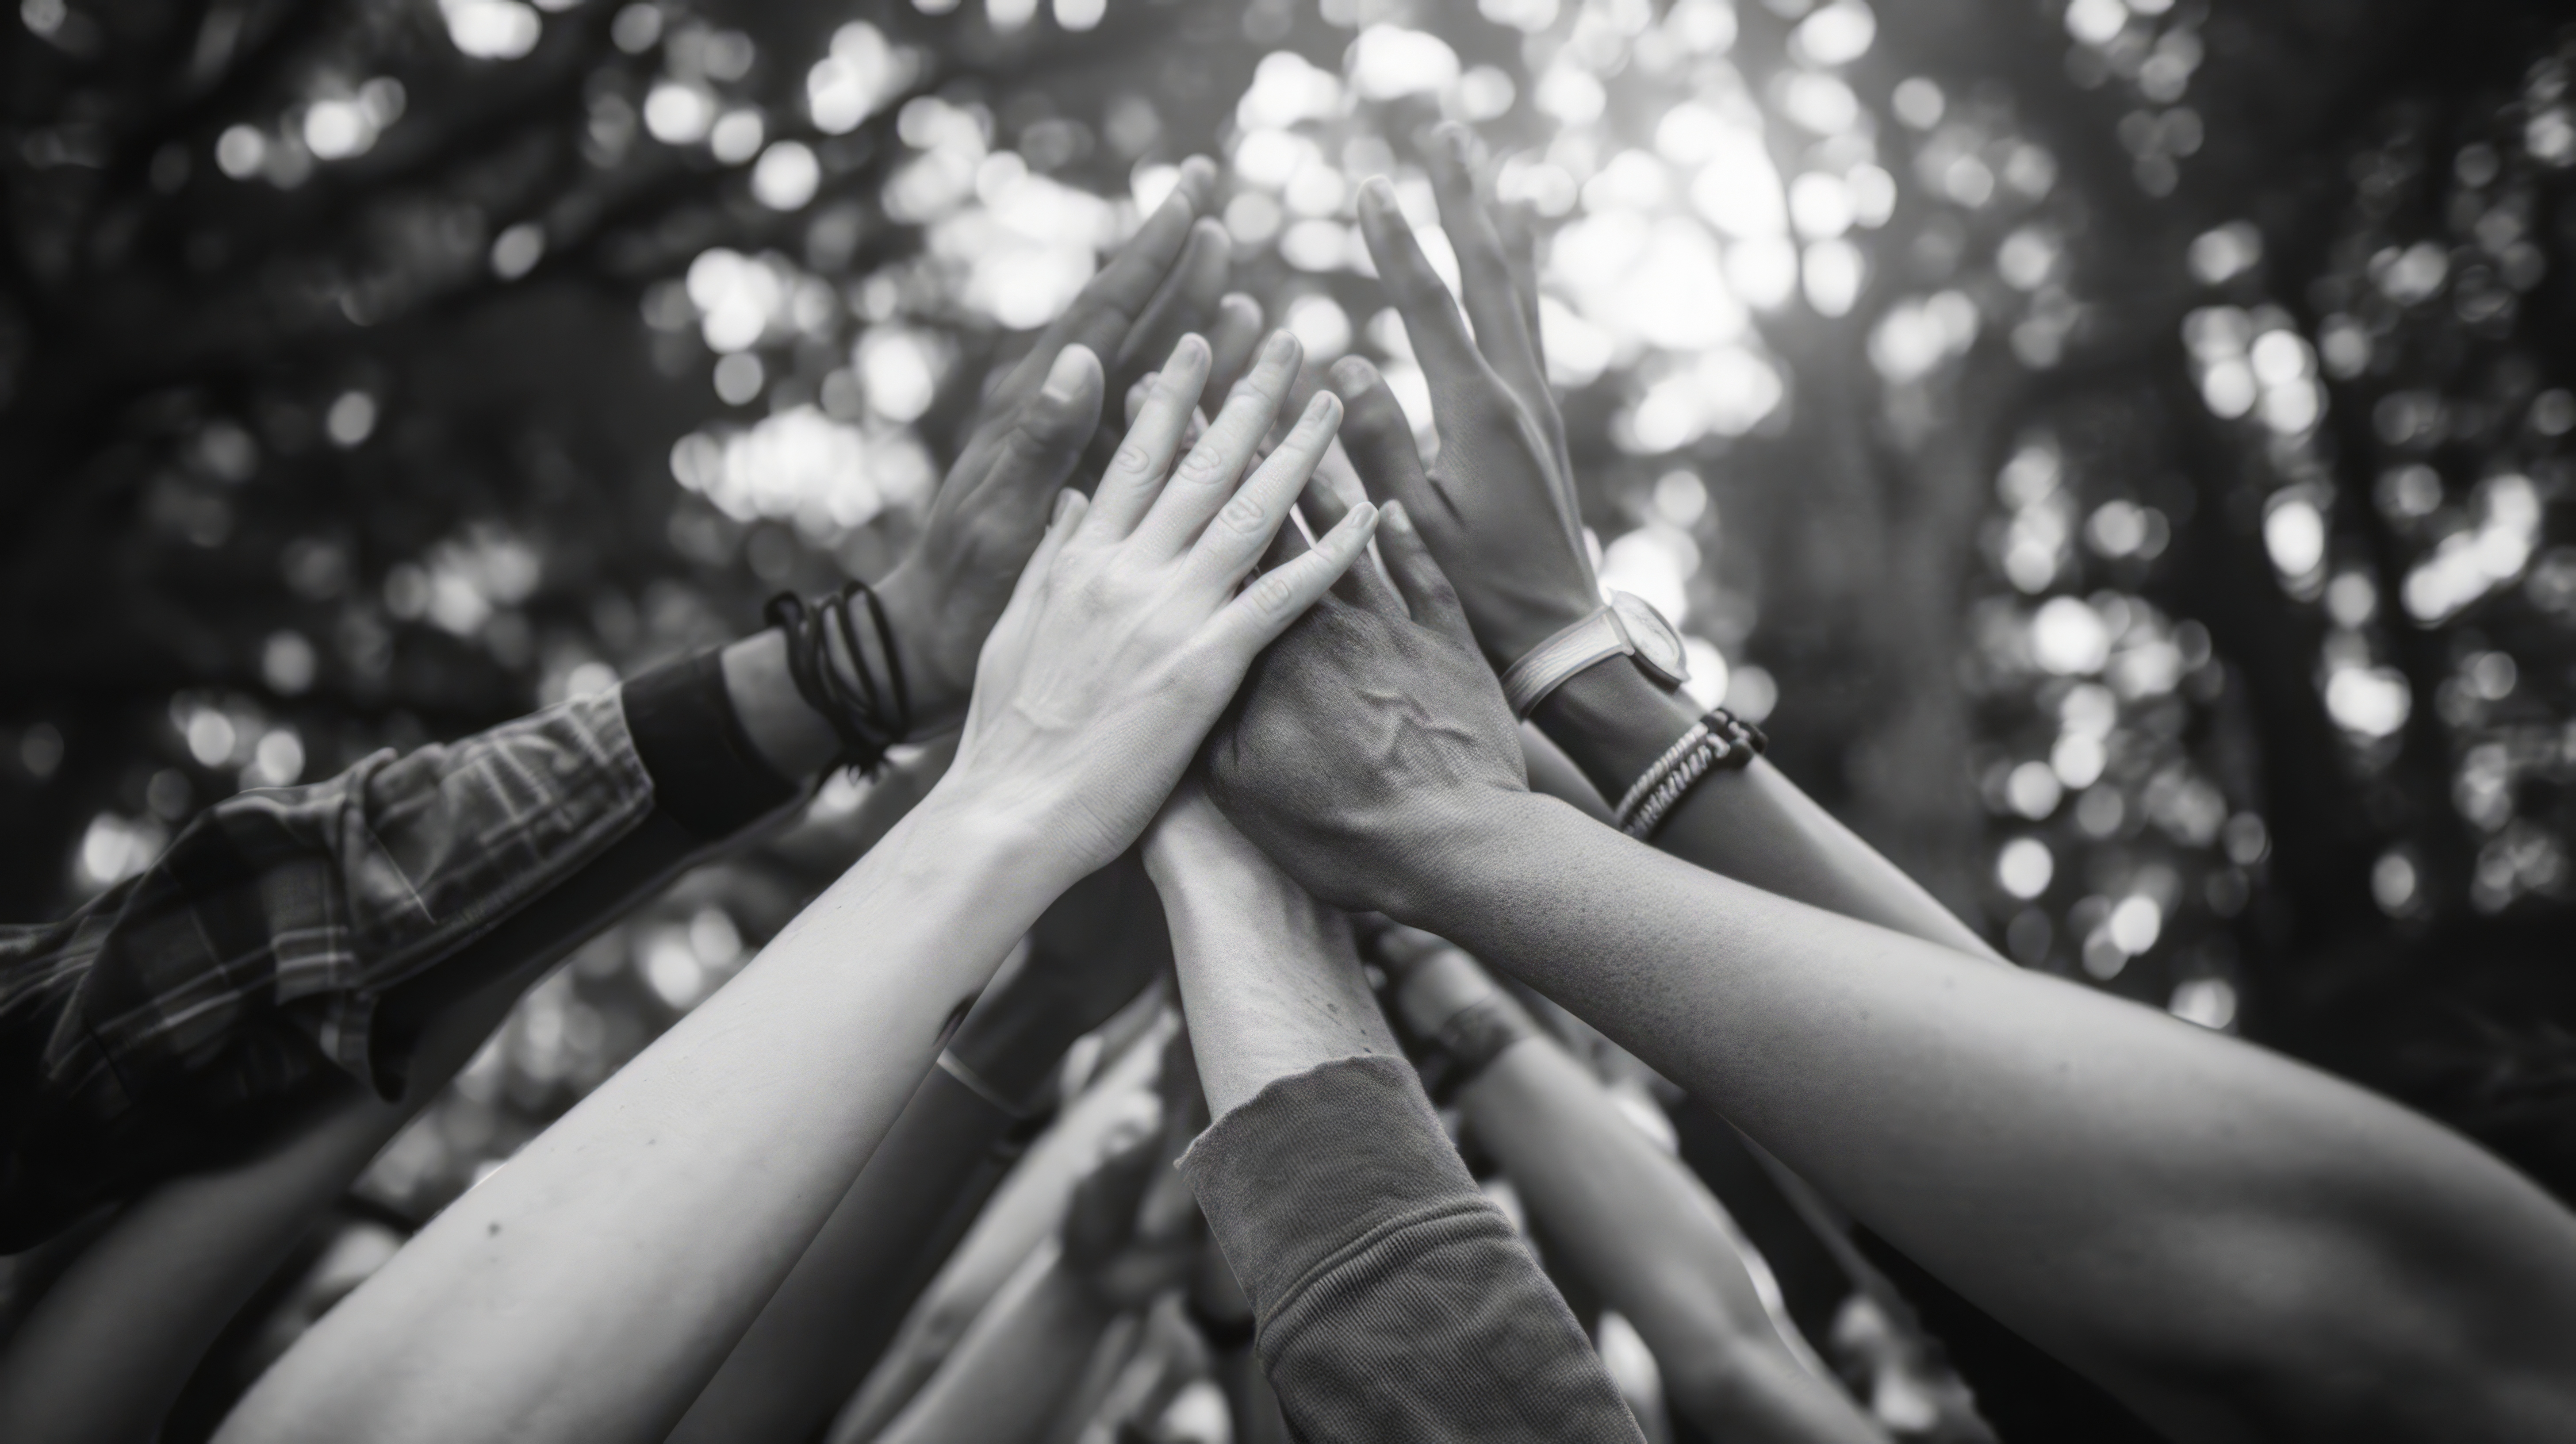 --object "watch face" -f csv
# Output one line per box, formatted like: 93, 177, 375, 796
1608, 591, 1690, 687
